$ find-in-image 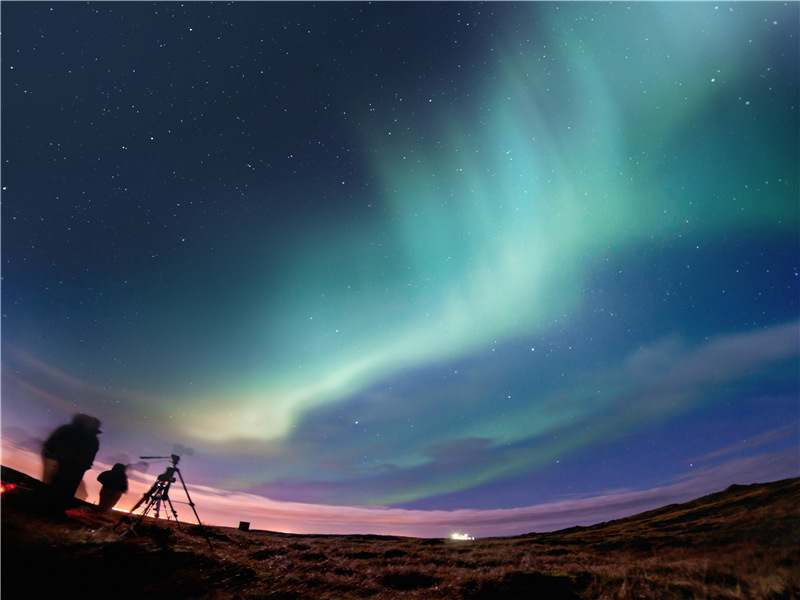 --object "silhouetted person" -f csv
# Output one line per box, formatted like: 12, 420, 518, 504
41, 413, 101, 510
96, 463, 128, 513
